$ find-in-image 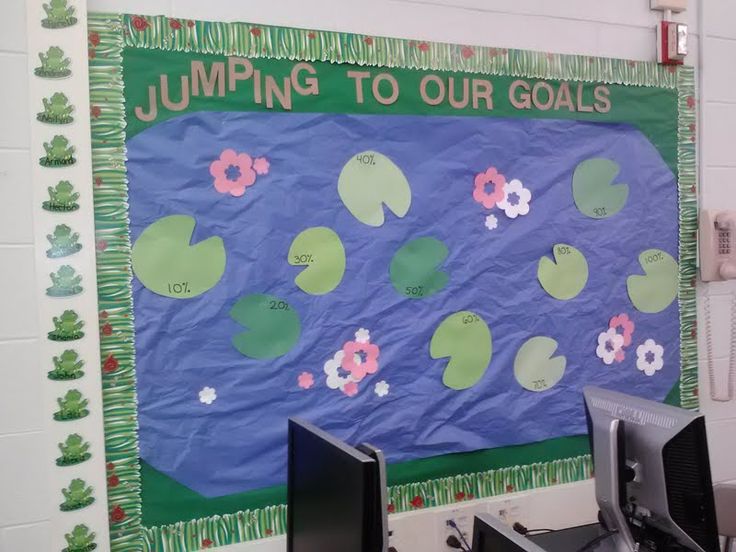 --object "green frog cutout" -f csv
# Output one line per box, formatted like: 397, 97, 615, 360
47, 224, 82, 258
63, 524, 97, 552
47, 265, 83, 297
43, 180, 79, 212
56, 433, 91, 466
48, 310, 84, 341
48, 349, 84, 380
35, 46, 71, 78
37, 92, 74, 124
60, 478, 95, 511
42, 0, 77, 28
40, 135, 76, 167
54, 389, 89, 421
